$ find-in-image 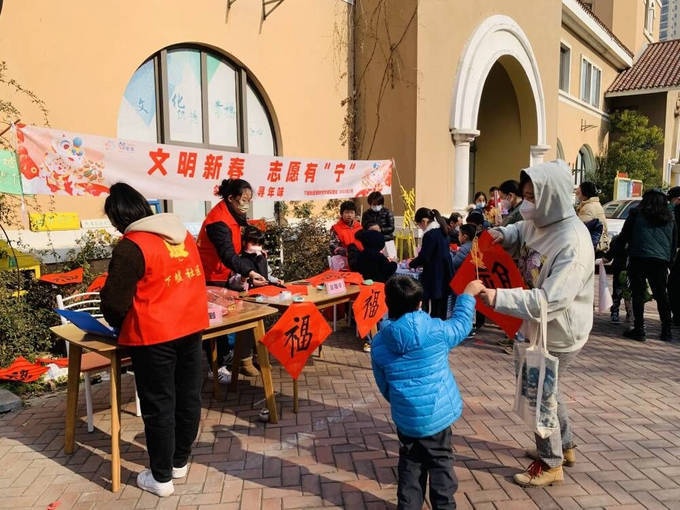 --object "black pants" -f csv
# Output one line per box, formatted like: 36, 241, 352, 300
130, 332, 203, 482
428, 298, 448, 320
397, 427, 457, 510
628, 257, 671, 330
668, 257, 680, 323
